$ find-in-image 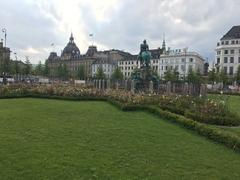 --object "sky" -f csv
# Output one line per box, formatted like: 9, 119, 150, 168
0, 0, 240, 64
